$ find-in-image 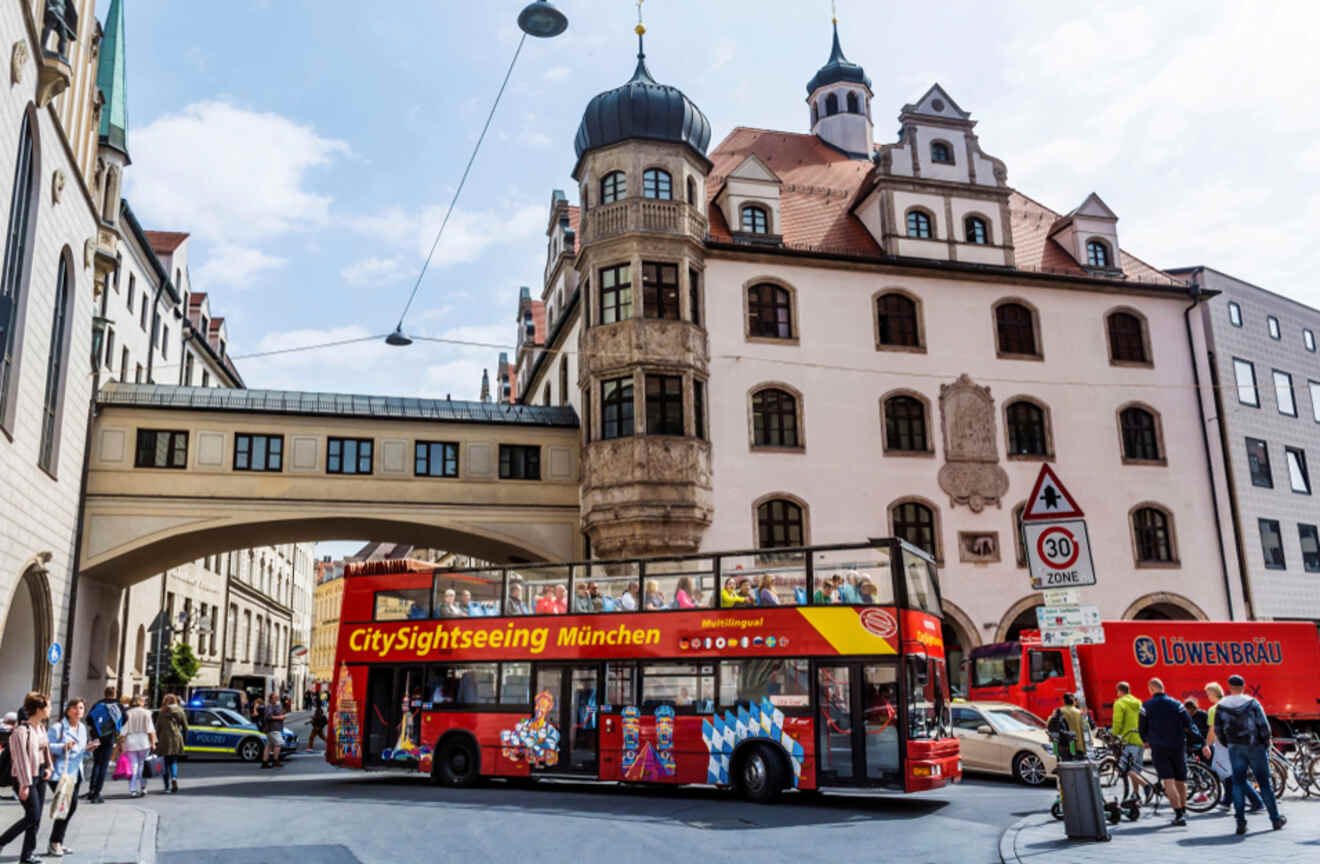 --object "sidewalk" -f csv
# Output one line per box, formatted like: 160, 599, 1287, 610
1001, 798, 1320, 863
0, 793, 155, 863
